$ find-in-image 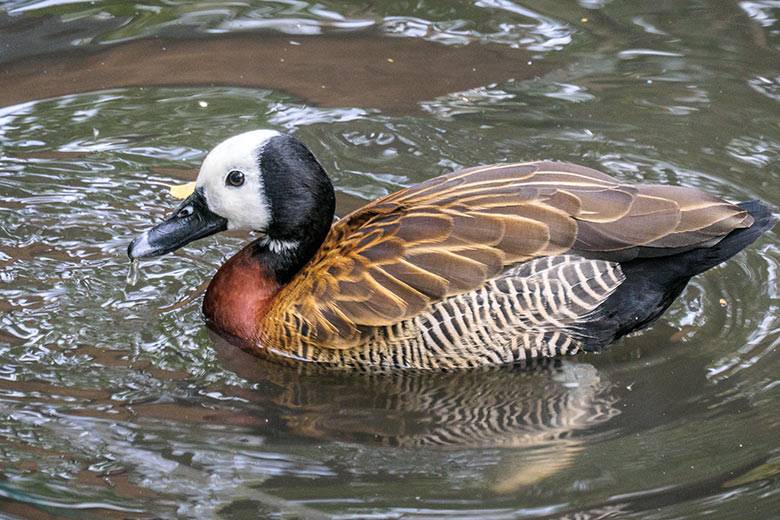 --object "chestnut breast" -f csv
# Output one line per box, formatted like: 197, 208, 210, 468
203, 245, 280, 343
